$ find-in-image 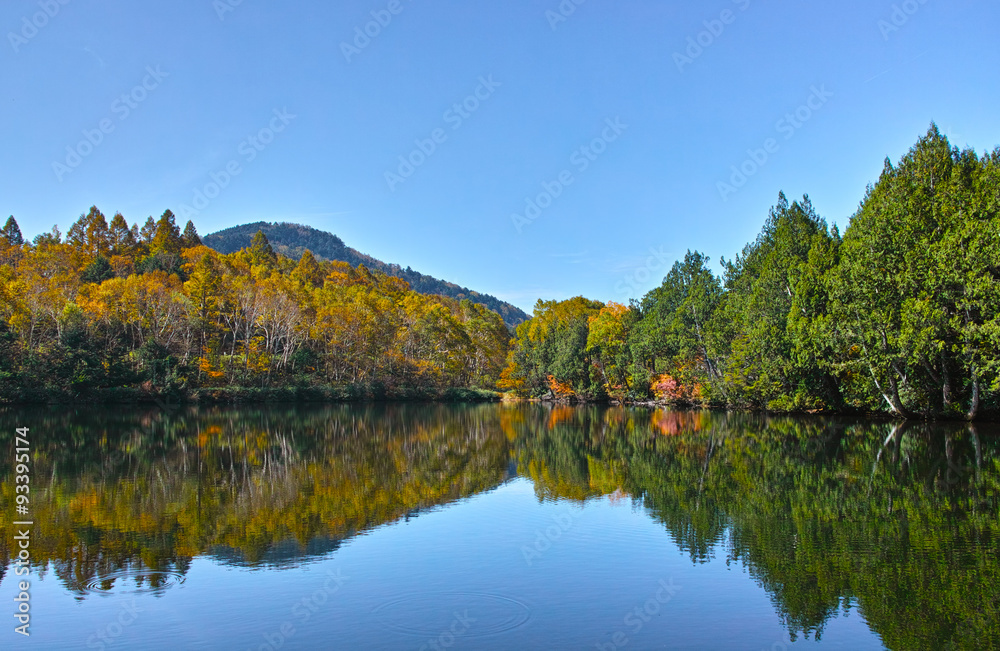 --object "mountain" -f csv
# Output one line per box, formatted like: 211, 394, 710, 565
203, 222, 529, 327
